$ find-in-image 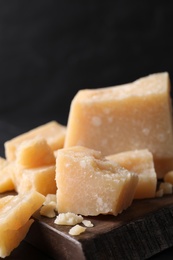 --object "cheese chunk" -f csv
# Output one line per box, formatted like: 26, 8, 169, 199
0, 191, 45, 230
0, 157, 14, 193
5, 121, 66, 161
16, 137, 55, 168
0, 191, 45, 258
107, 149, 157, 199
0, 219, 34, 258
12, 165, 56, 196
65, 72, 173, 178
56, 146, 138, 216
